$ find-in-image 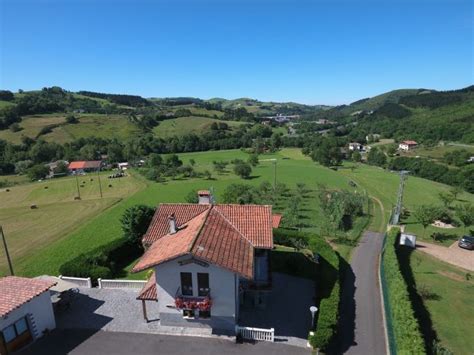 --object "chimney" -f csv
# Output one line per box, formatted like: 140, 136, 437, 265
168, 213, 177, 234
198, 190, 212, 205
